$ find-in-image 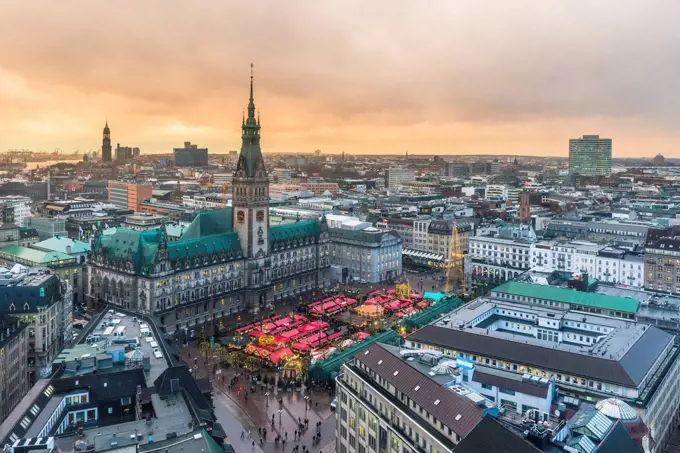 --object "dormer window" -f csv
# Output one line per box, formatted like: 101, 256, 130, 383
9, 303, 15, 311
